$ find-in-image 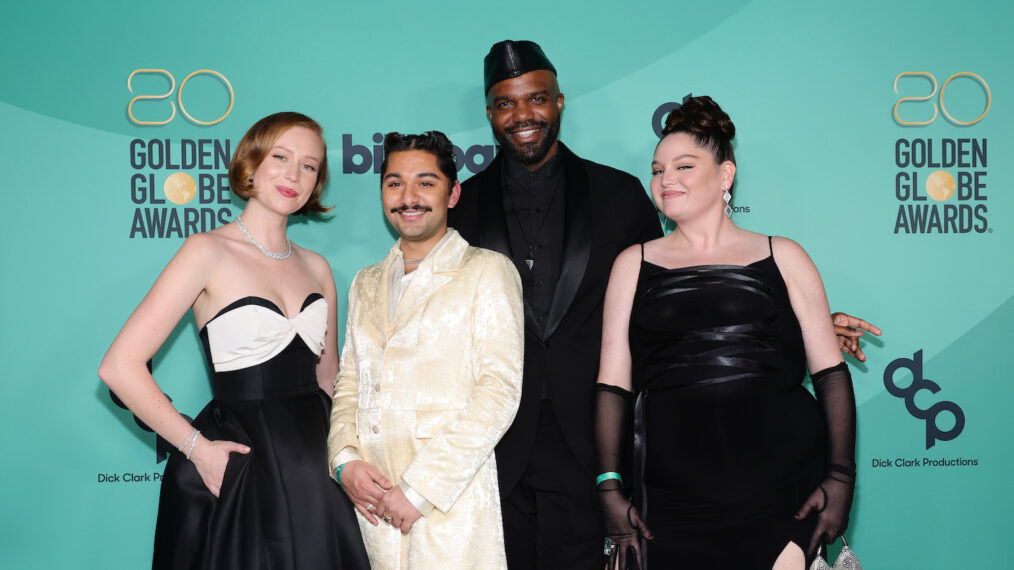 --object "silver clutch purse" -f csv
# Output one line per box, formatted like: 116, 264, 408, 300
810, 537, 863, 570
